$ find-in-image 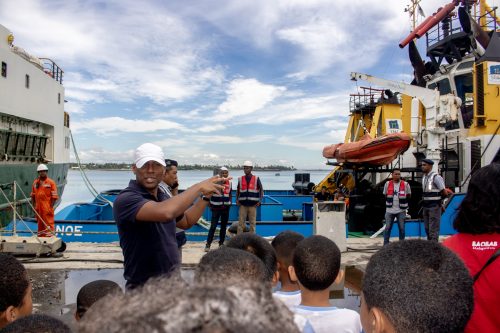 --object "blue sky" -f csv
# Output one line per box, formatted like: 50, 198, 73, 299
3, 0, 493, 168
